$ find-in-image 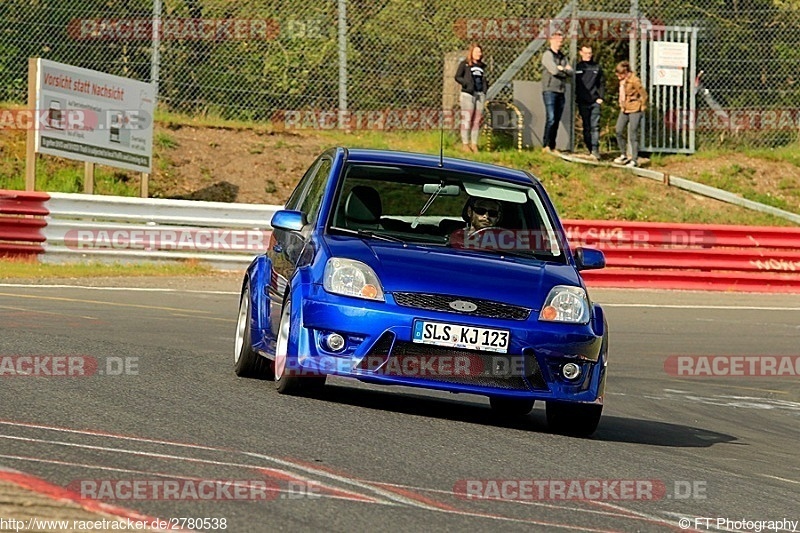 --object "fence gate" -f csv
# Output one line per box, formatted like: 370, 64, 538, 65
640, 25, 698, 154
